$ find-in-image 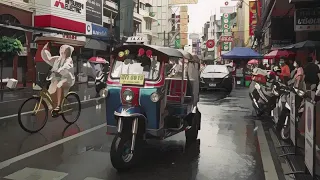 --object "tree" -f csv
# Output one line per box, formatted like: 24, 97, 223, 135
0, 36, 23, 89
